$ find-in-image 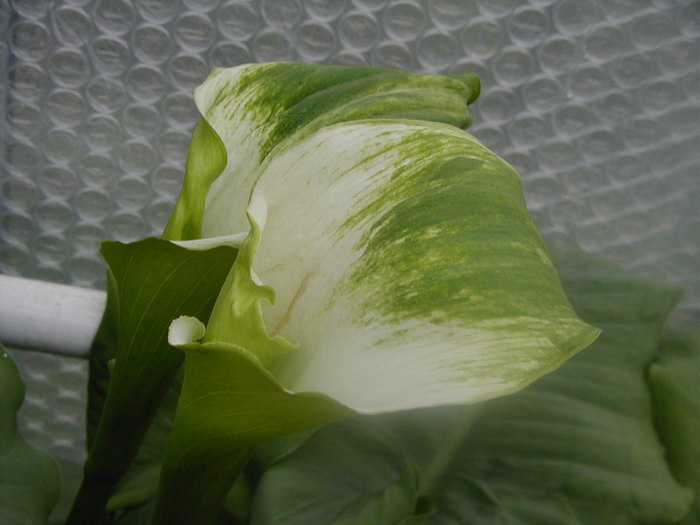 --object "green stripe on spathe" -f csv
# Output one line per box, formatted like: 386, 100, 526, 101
342, 129, 576, 340
204, 62, 480, 161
